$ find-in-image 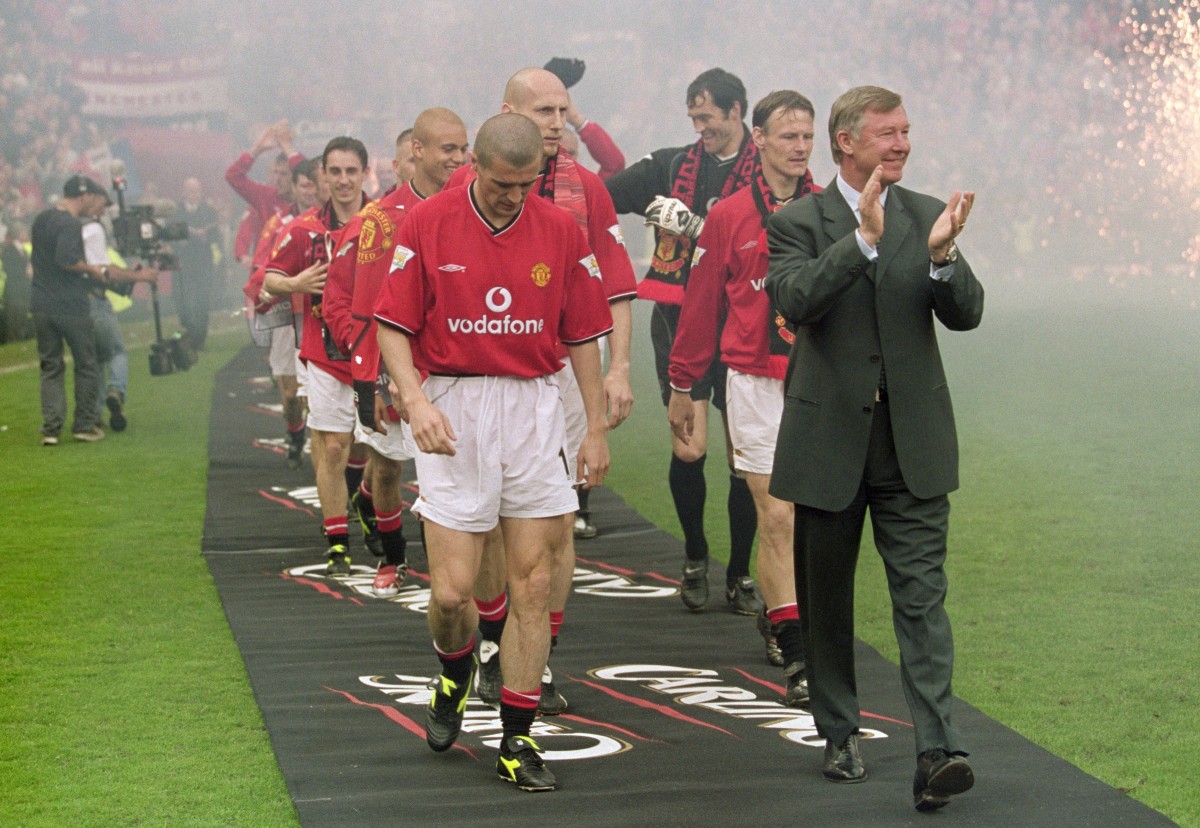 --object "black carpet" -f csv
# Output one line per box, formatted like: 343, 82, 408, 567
203, 346, 1174, 827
